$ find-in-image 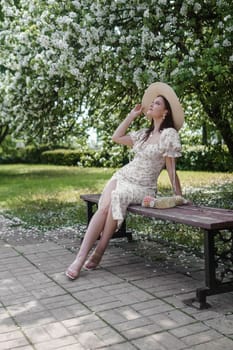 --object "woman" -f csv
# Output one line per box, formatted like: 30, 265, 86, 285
66, 82, 184, 280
